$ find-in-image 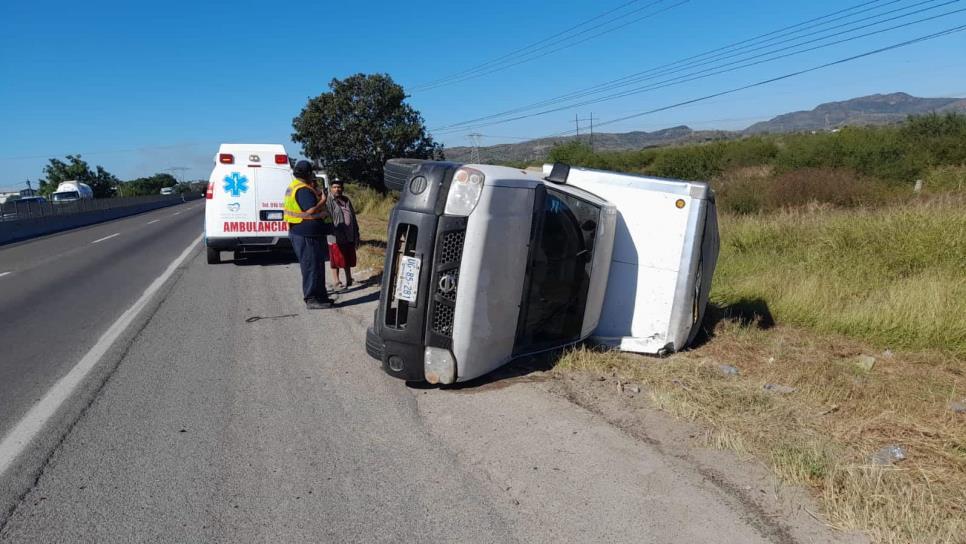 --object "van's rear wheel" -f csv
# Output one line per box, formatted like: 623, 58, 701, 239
206, 247, 221, 265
